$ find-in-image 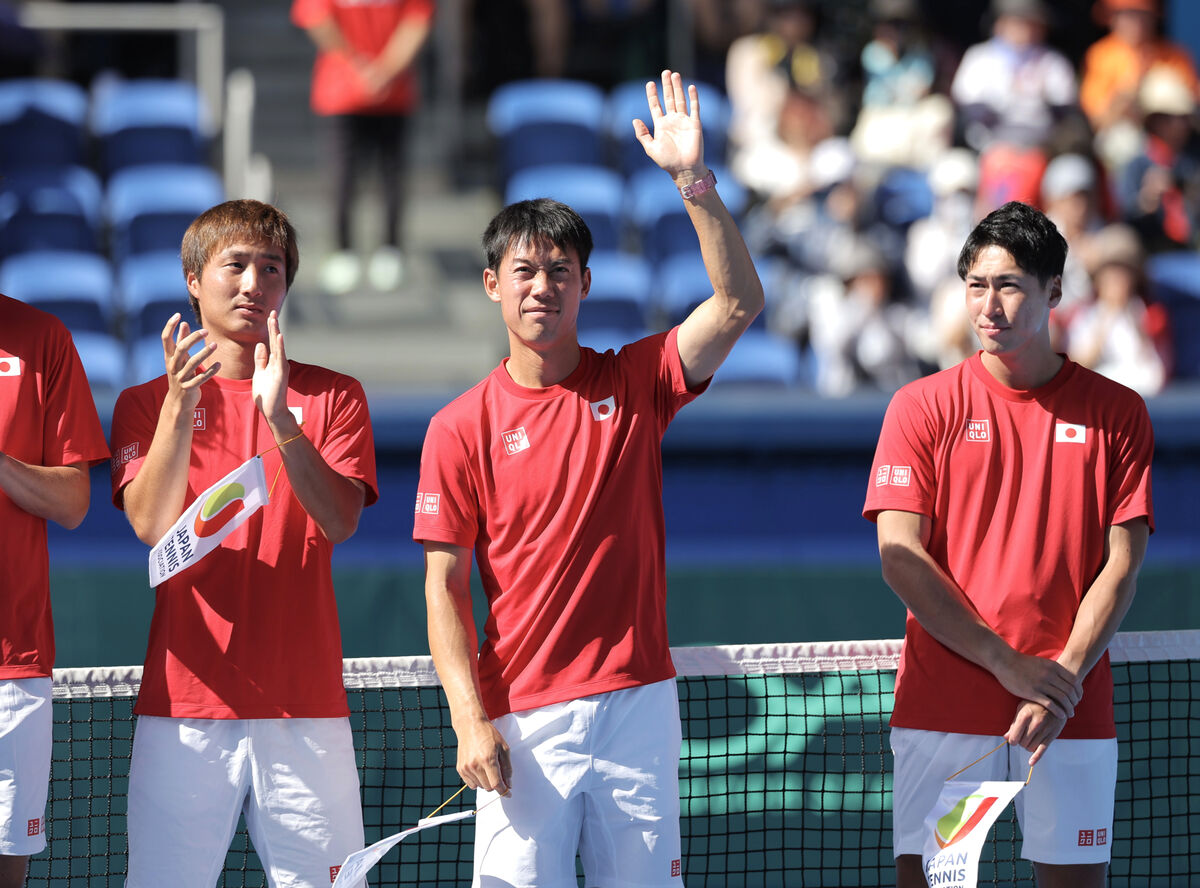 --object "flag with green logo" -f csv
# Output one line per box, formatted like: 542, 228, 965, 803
148, 455, 269, 587
922, 779, 1025, 887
